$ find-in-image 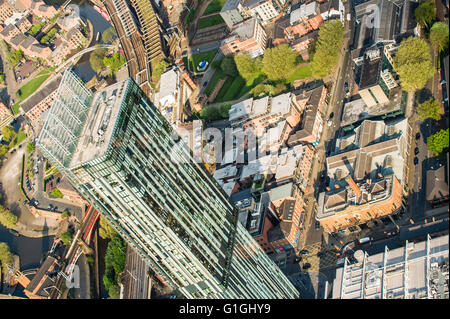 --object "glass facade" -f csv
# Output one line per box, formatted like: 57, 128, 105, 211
37, 70, 299, 299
